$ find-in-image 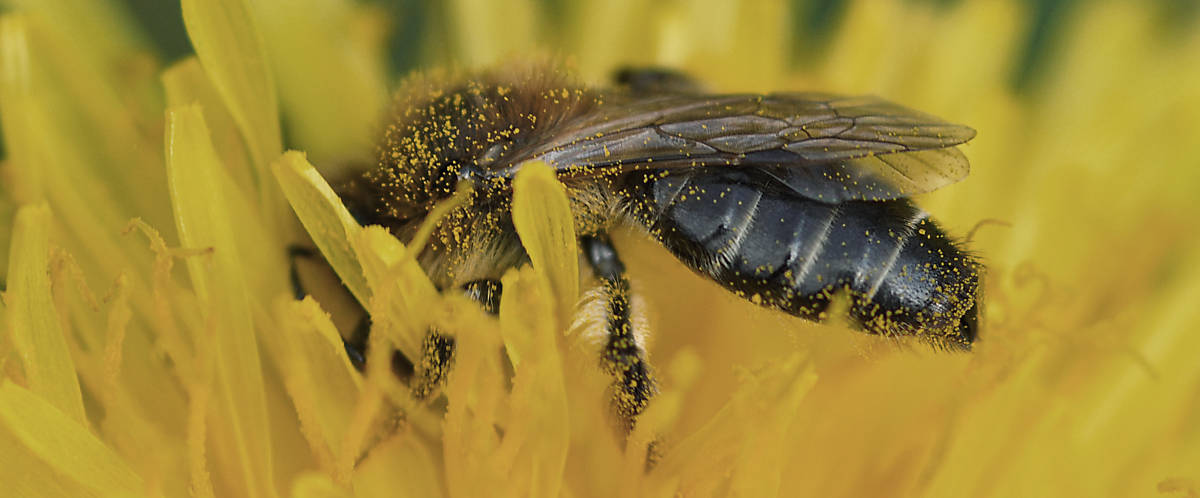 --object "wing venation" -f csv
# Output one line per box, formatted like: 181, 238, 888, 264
496, 92, 975, 202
